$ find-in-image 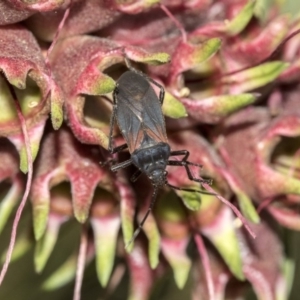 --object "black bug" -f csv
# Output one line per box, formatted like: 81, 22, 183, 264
107, 58, 212, 247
